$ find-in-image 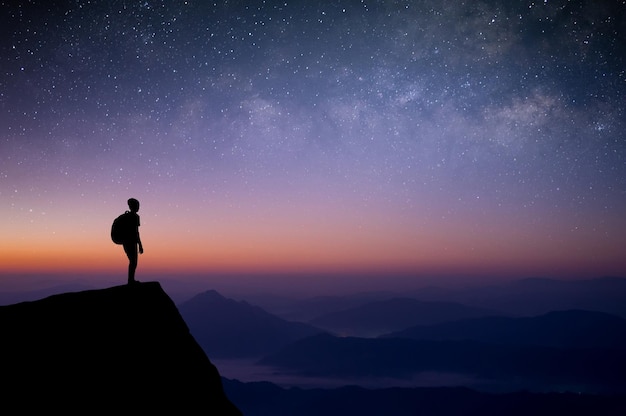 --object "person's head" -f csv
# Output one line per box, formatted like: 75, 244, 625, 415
127, 198, 140, 213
